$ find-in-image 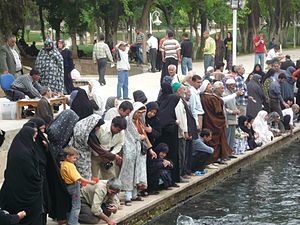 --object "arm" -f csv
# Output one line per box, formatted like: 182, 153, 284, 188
110, 132, 124, 154
105, 45, 114, 62
24, 79, 41, 98
222, 93, 237, 103
175, 100, 188, 136
93, 44, 97, 63
0, 47, 9, 73
88, 133, 116, 162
